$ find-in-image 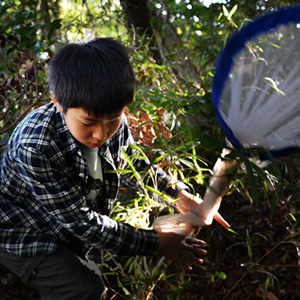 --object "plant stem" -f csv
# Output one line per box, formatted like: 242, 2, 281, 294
222, 232, 300, 300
